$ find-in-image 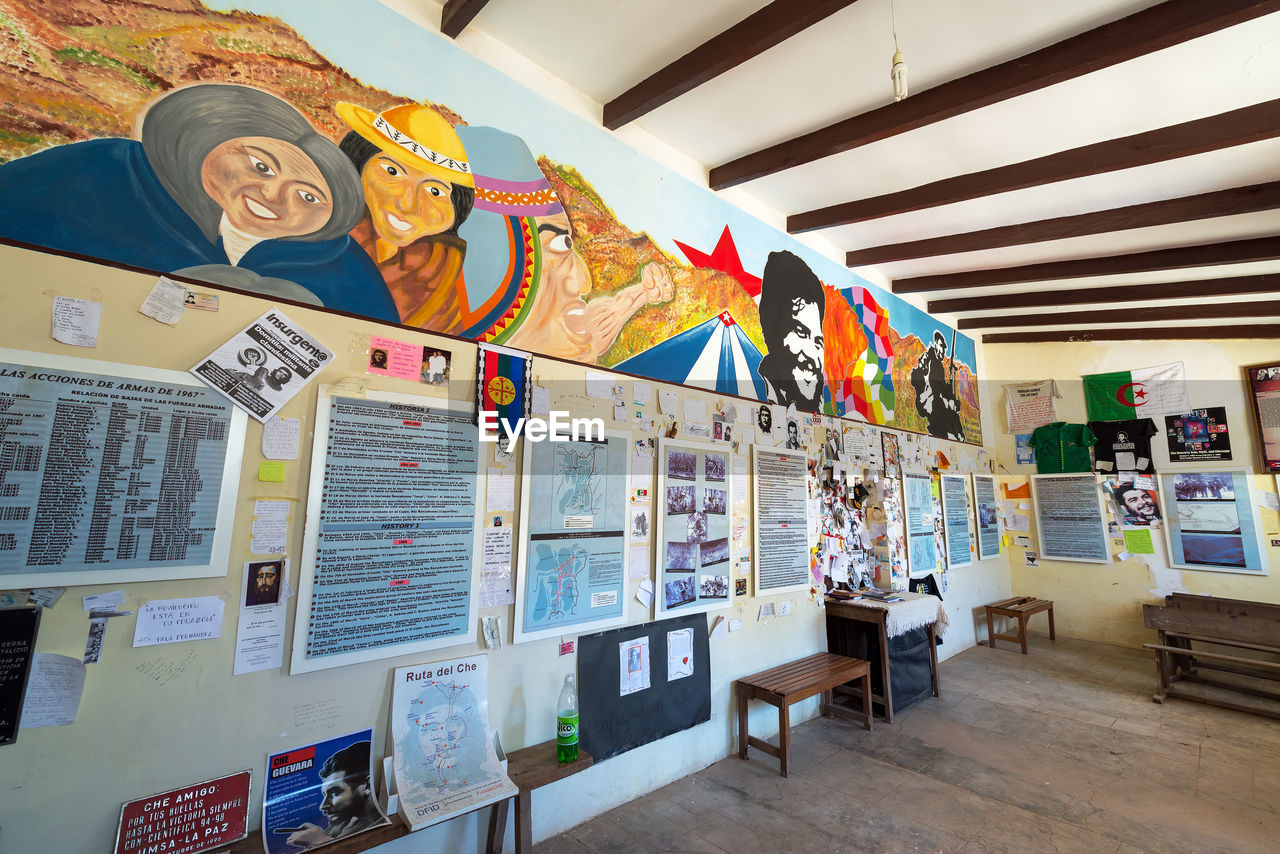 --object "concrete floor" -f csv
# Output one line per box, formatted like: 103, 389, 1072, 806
535, 633, 1280, 853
